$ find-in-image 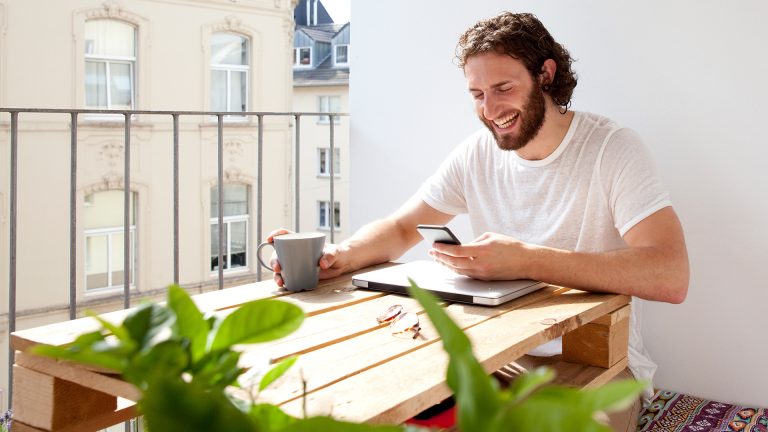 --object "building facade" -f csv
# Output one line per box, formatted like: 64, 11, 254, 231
0, 0, 299, 405
292, 12, 350, 241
